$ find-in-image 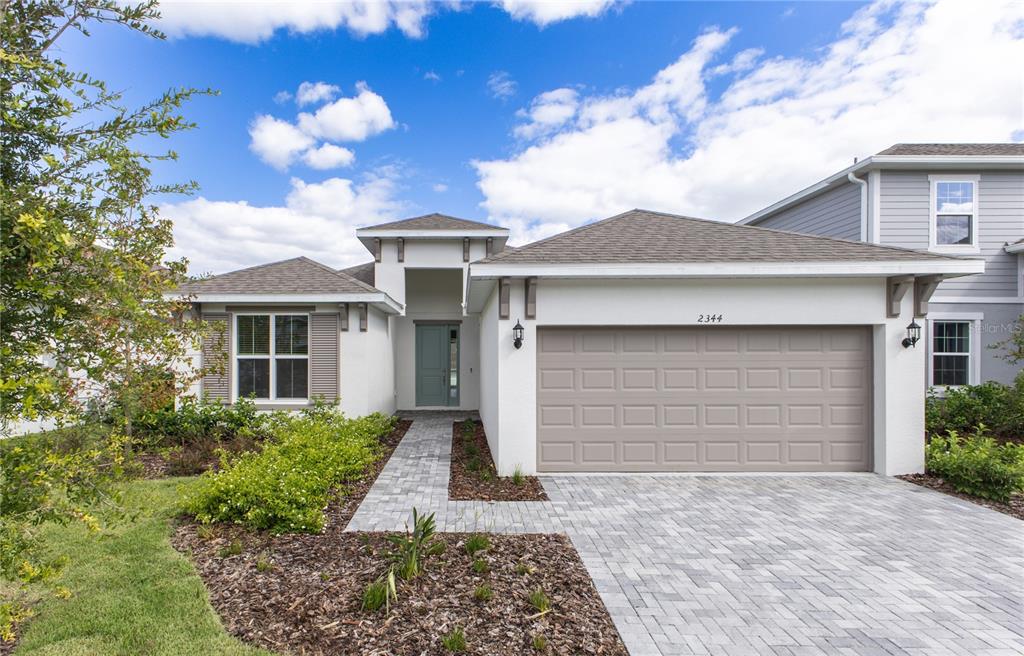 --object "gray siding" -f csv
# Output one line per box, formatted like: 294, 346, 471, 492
310, 312, 340, 401
755, 181, 862, 241
880, 171, 1023, 296
200, 313, 230, 402
929, 301, 1023, 385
